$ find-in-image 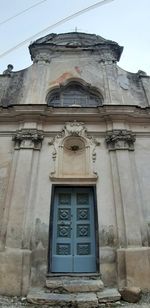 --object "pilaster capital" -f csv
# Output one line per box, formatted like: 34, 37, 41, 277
13, 129, 44, 150
105, 129, 136, 151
